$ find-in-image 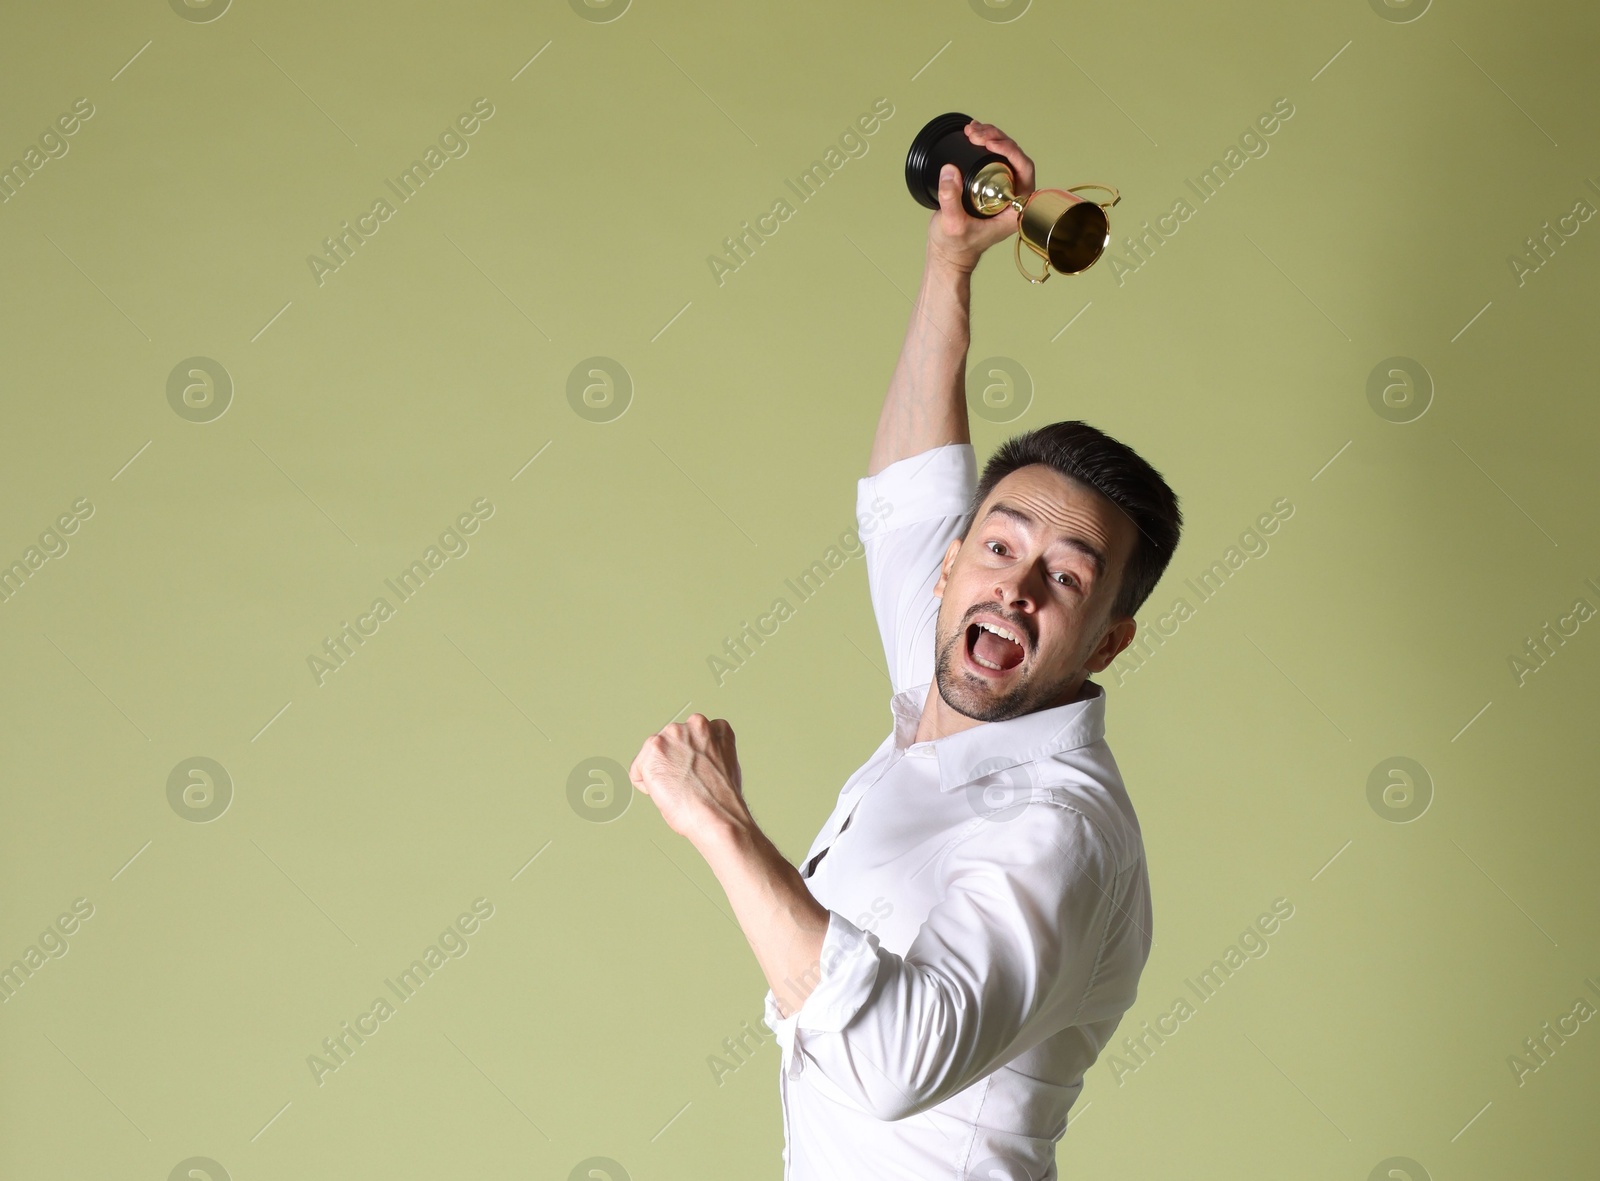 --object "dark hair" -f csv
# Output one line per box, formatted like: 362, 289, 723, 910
959, 420, 1182, 620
